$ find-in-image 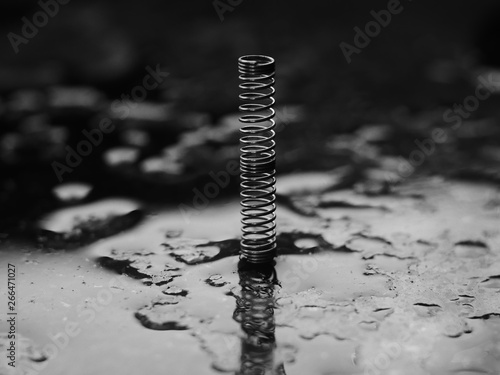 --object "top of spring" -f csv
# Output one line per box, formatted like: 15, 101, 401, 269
238, 55, 275, 76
